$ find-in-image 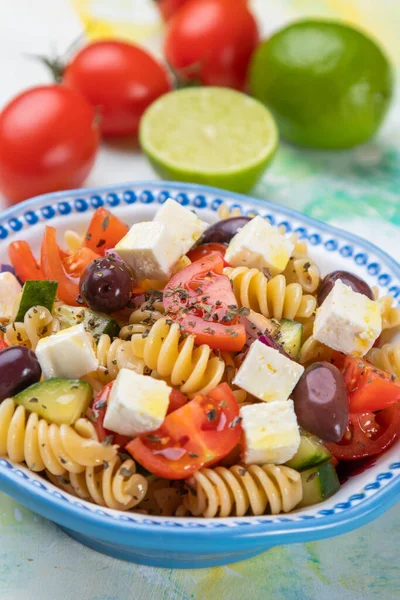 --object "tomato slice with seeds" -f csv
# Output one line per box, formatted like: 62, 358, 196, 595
187, 242, 227, 263
63, 247, 100, 278
163, 253, 246, 352
167, 389, 189, 414
332, 352, 400, 413
8, 241, 45, 282
326, 402, 400, 460
83, 208, 129, 255
126, 383, 242, 479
